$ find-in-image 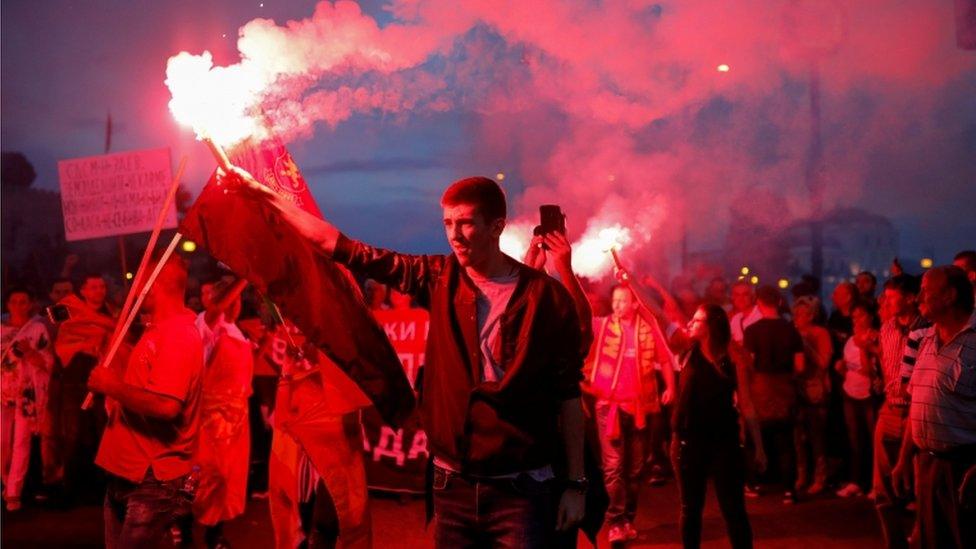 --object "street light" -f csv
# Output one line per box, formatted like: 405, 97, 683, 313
181, 240, 197, 253
778, 278, 790, 289
920, 257, 933, 269
740, 266, 750, 275
750, 275, 759, 285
